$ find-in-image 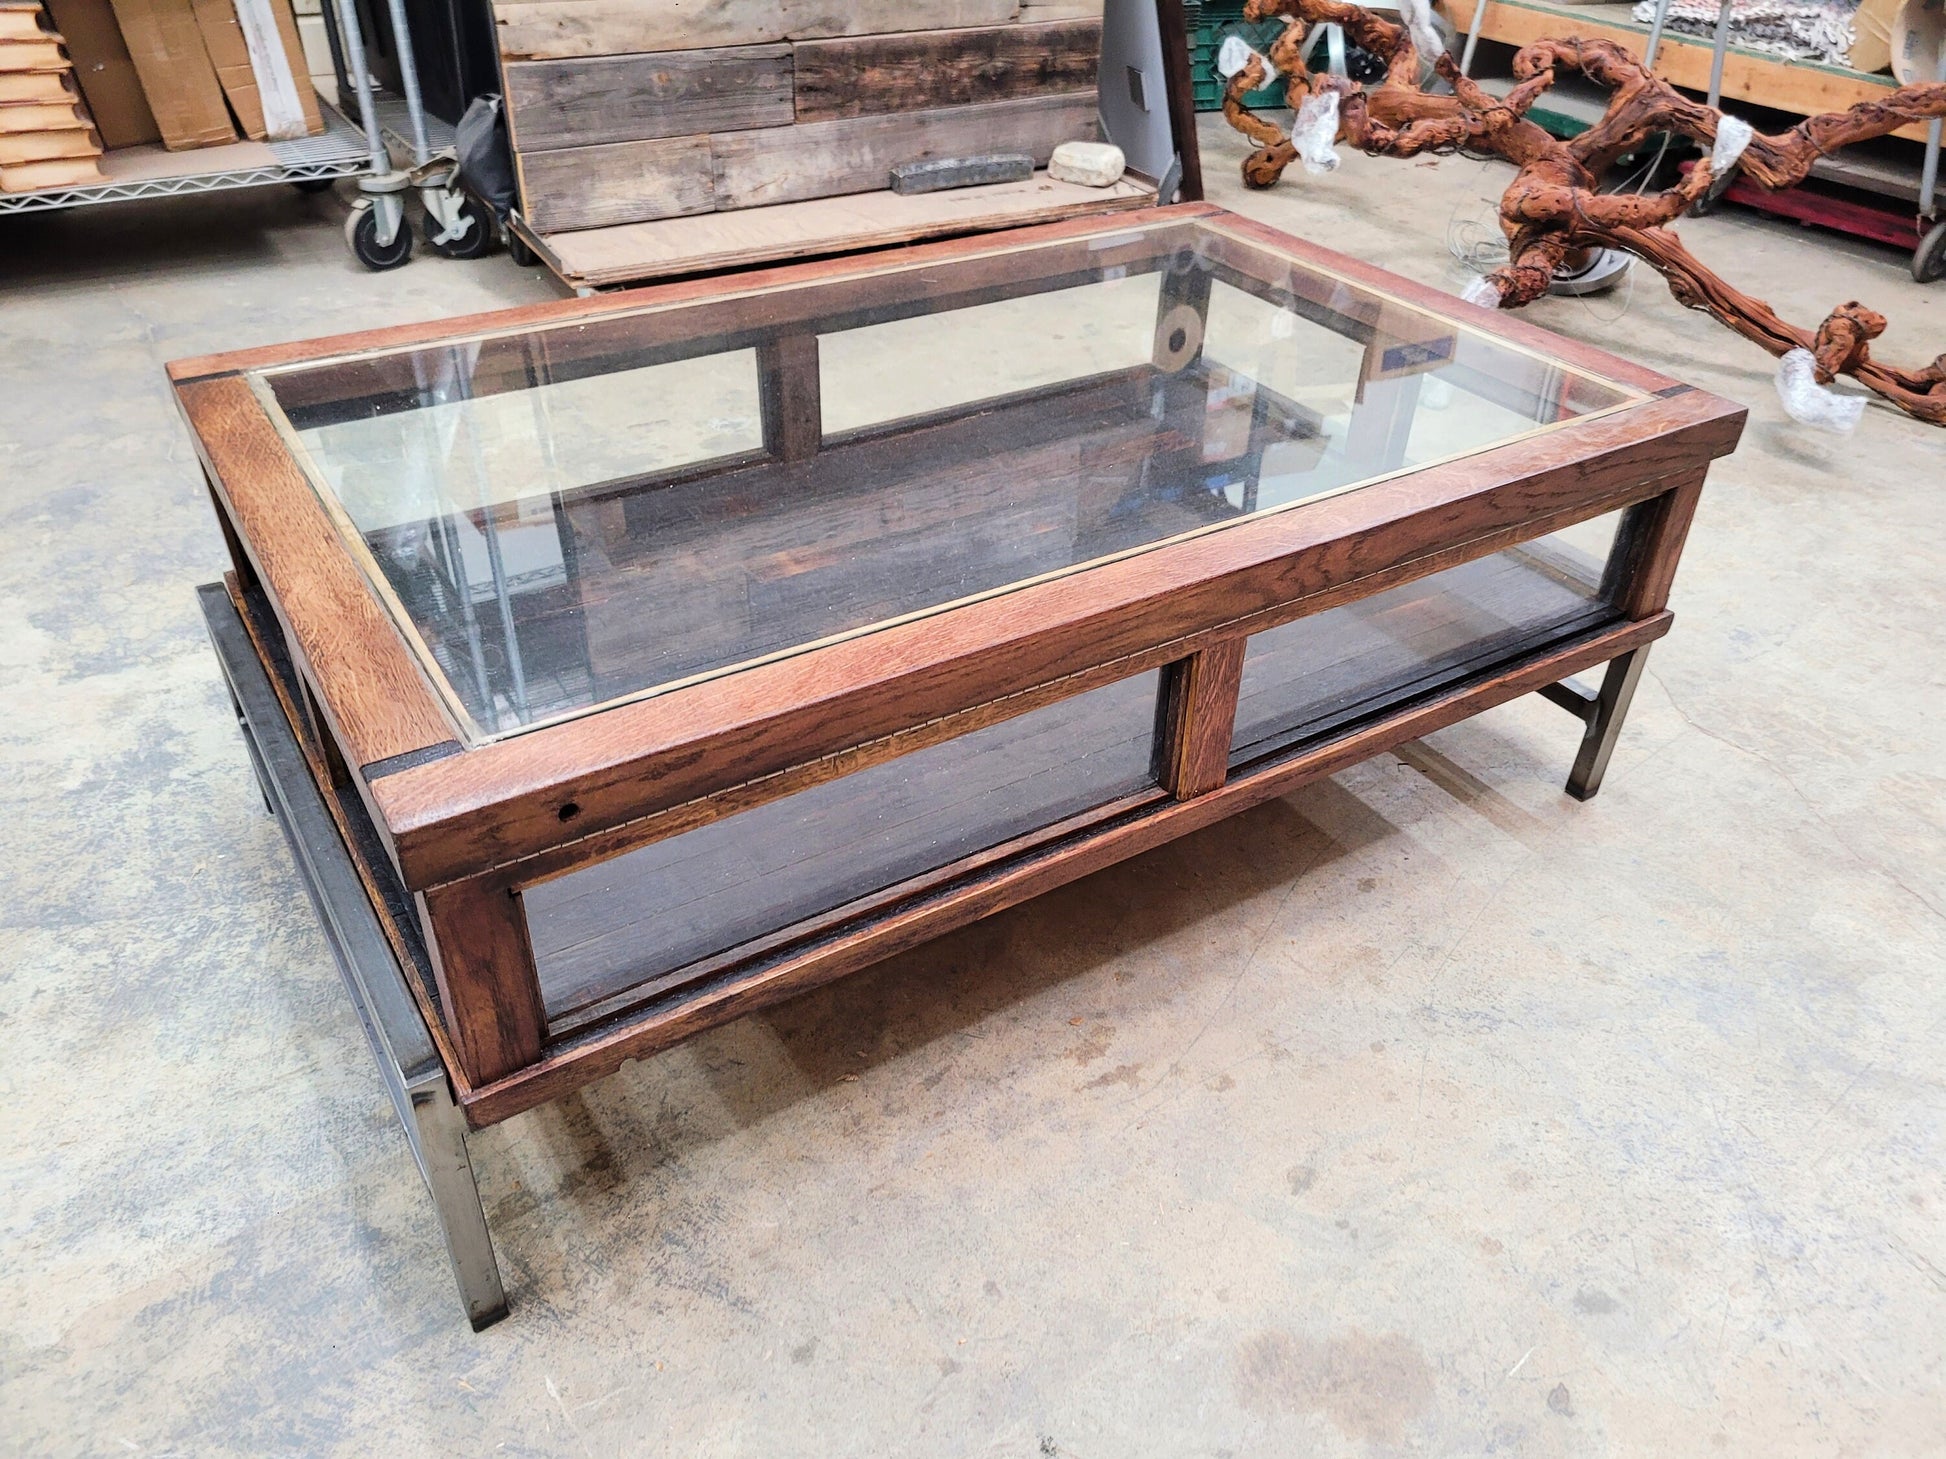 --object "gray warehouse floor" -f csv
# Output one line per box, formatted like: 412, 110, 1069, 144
2, 115, 1942, 1454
